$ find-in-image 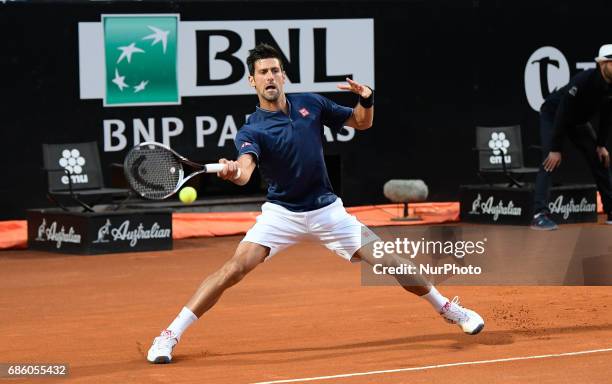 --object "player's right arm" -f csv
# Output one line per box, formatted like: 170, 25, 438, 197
219, 125, 261, 185
218, 154, 256, 185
